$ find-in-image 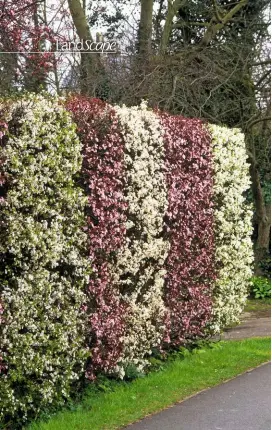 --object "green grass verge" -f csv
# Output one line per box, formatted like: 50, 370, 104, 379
244, 298, 271, 316
29, 337, 271, 430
